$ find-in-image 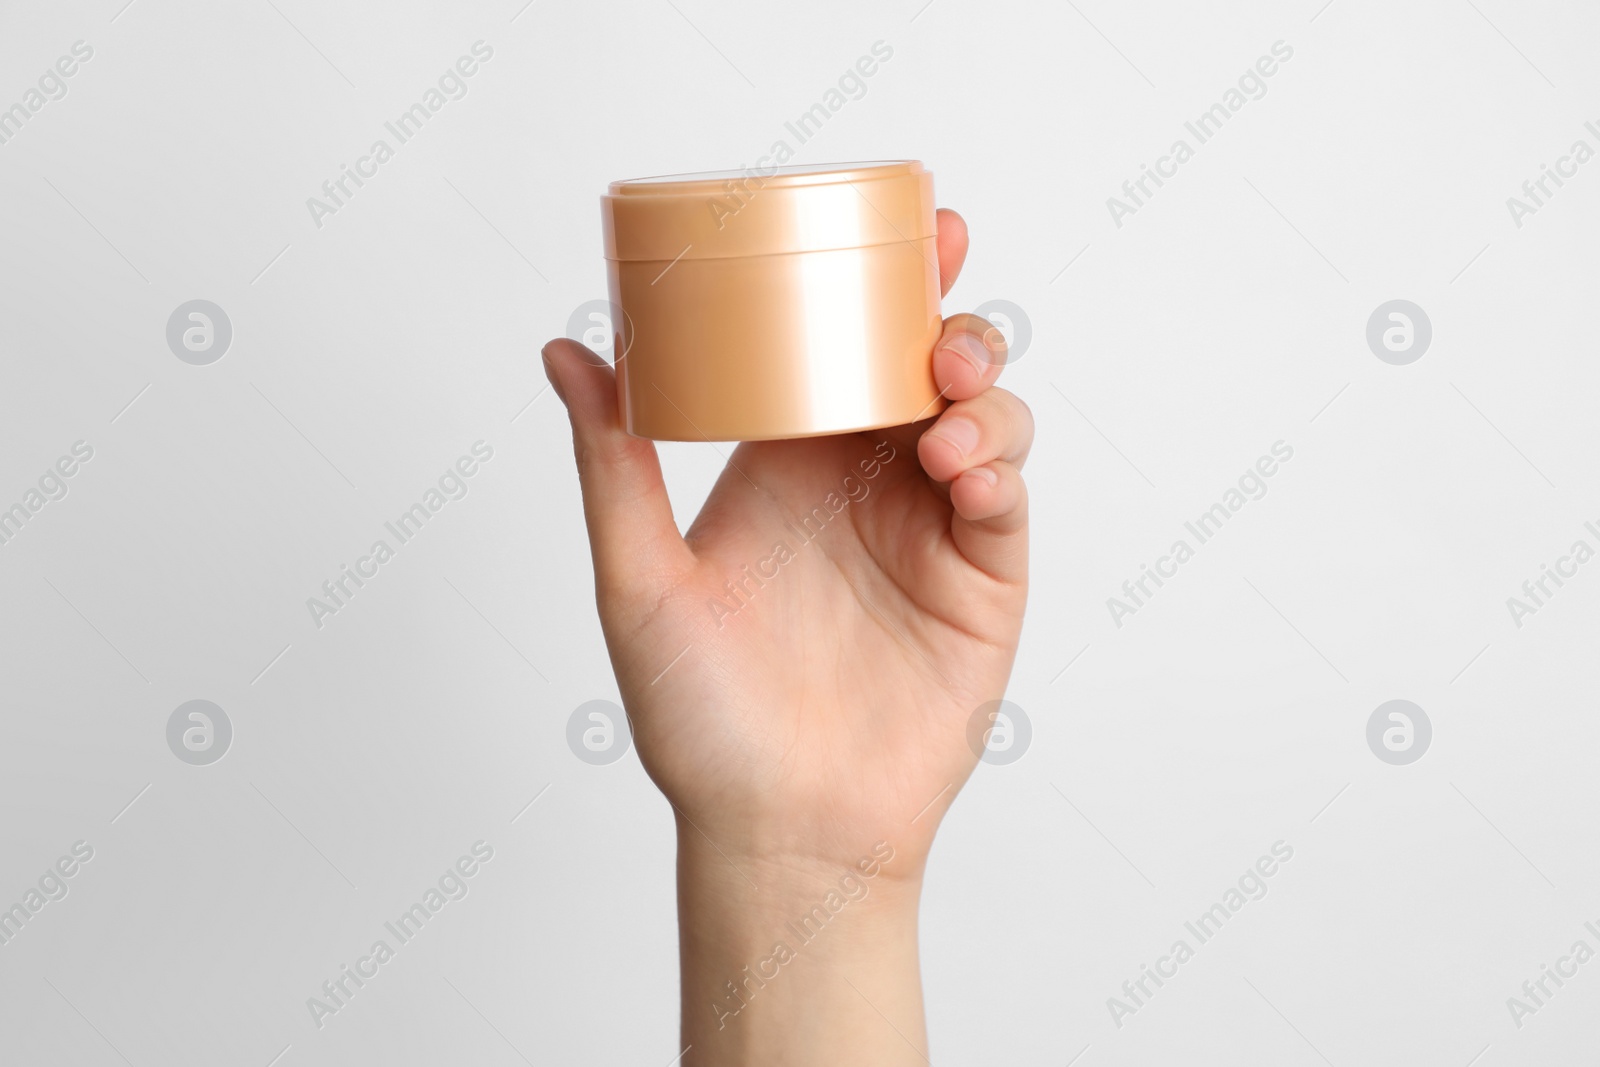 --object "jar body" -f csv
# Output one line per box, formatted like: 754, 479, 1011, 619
601, 161, 944, 442
611, 239, 942, 441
